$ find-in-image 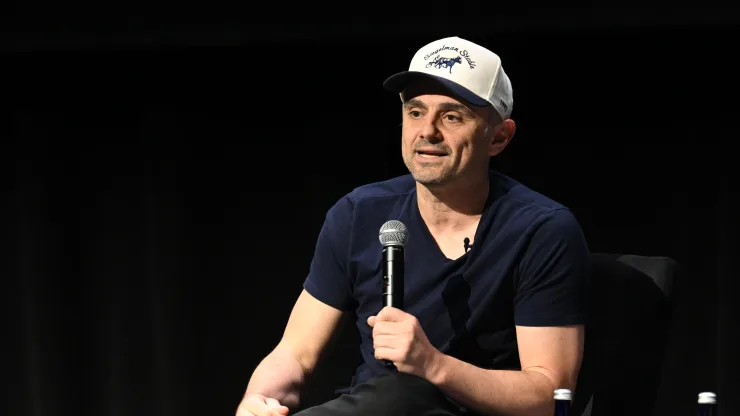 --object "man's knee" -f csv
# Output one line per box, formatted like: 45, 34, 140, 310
361, 372, 456, 412
296, 372, 463, 416
366, 372, 438, 397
